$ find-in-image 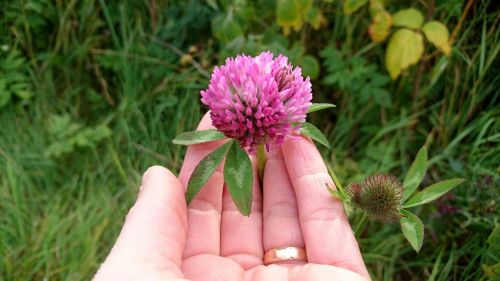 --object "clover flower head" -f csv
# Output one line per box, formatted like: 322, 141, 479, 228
200, 51, 312, 153
347, 174, 404, 221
